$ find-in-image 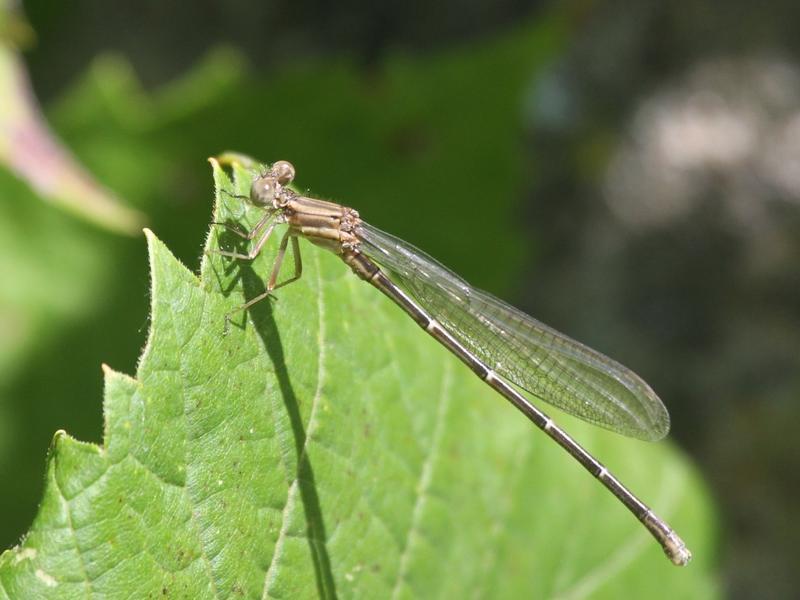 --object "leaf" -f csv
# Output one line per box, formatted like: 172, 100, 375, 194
0, 159, 718, 598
